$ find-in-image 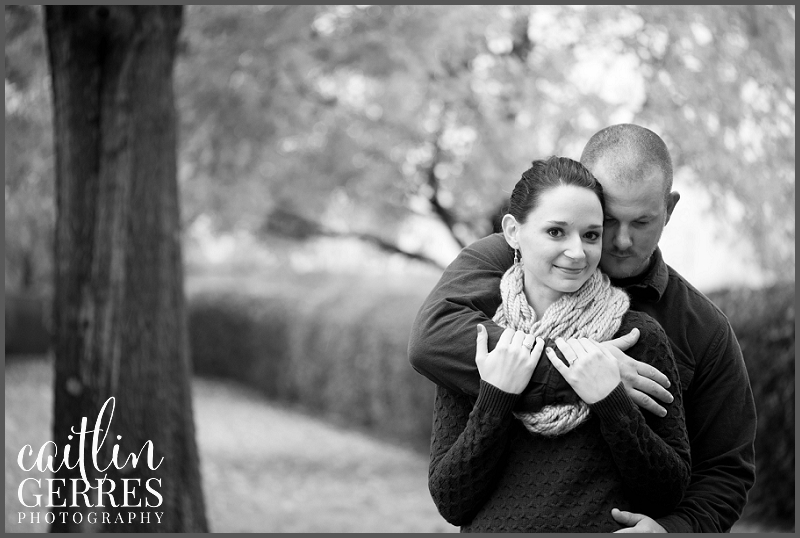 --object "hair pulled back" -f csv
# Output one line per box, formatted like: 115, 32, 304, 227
507, 156, 604, 224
